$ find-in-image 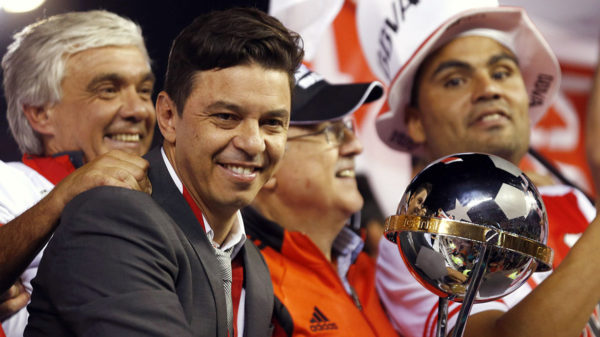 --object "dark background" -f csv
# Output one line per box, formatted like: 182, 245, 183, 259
0, 0, 269, 161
